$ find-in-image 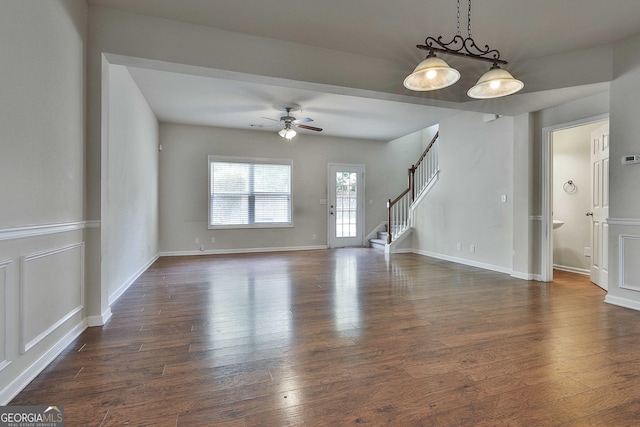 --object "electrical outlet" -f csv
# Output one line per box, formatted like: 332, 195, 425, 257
457, 243, 462, 251
312, 234, 317, 240
211, 237, 216, 244
470, 244, 475, 253
195, 237, 200, 244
